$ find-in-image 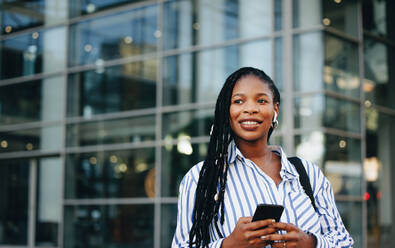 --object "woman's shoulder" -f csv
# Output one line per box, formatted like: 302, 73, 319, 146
181, 161, 204, 186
